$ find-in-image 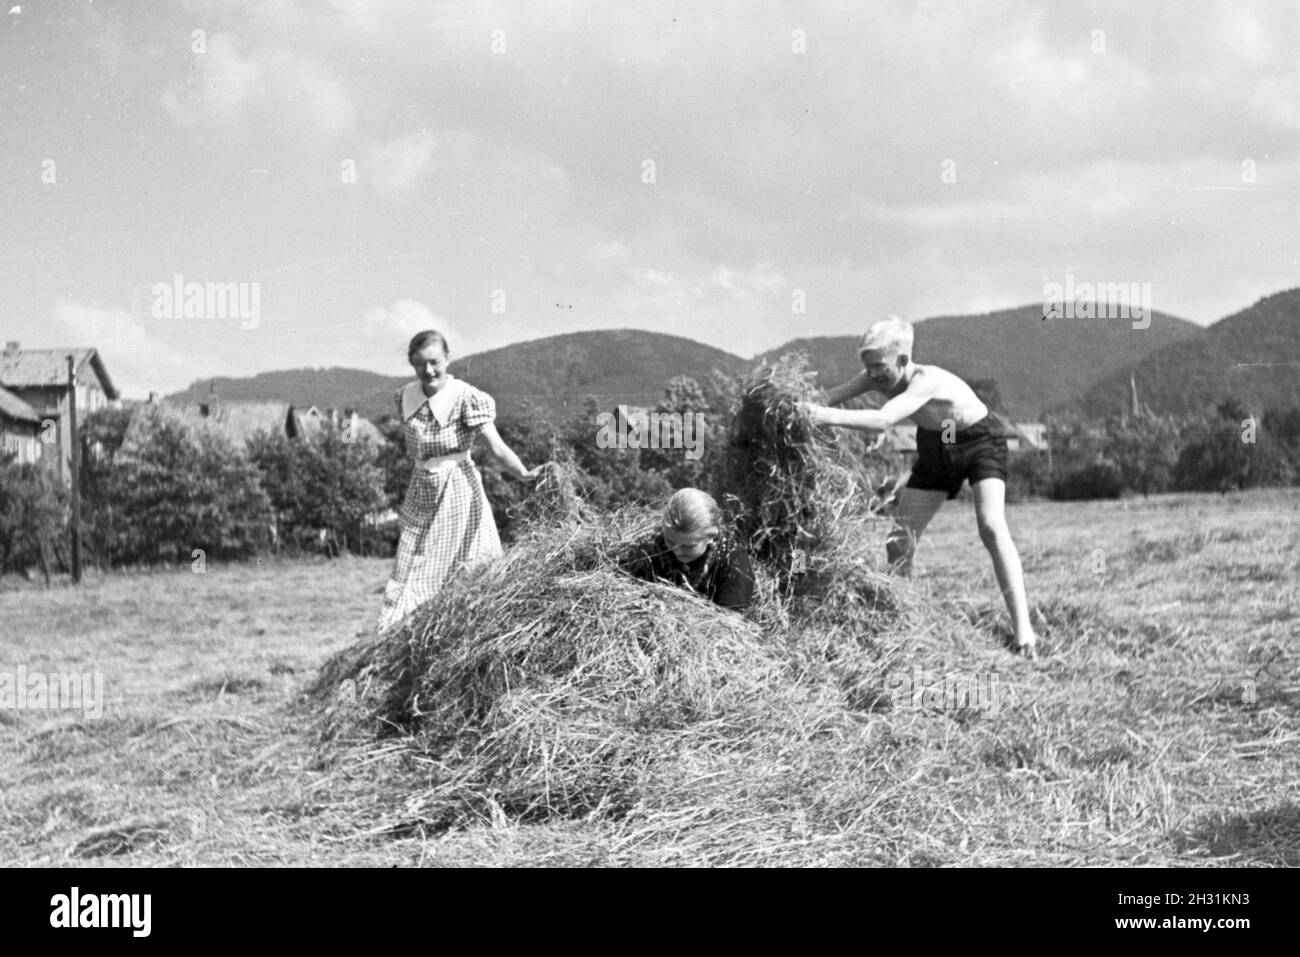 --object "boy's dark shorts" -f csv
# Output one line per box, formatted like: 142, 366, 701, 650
906, 415, 1009, 499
